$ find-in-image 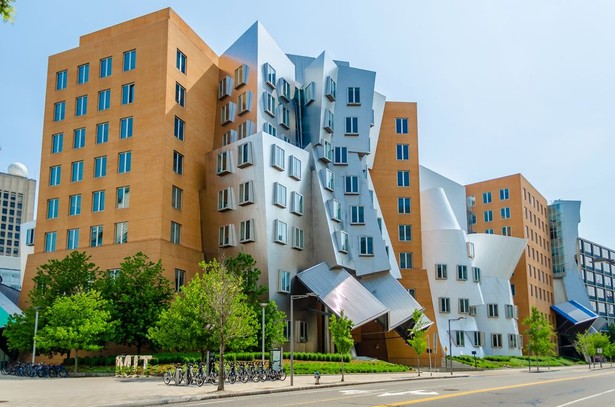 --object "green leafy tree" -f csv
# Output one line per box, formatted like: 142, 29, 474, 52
200, 258, 257, 391
329, 310, 354, 382
224, 253, 267, 307
2, 308, 38, 354
523, 306, 556, 371
606, 323, 615, 343
36, 290, 113, 373
1, 0, 15, 22
576, 332, 610, 368
148, 273, 216, 361
406, 309, 429, 376
98, 252, 173, 353
262, 301, 287, 350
